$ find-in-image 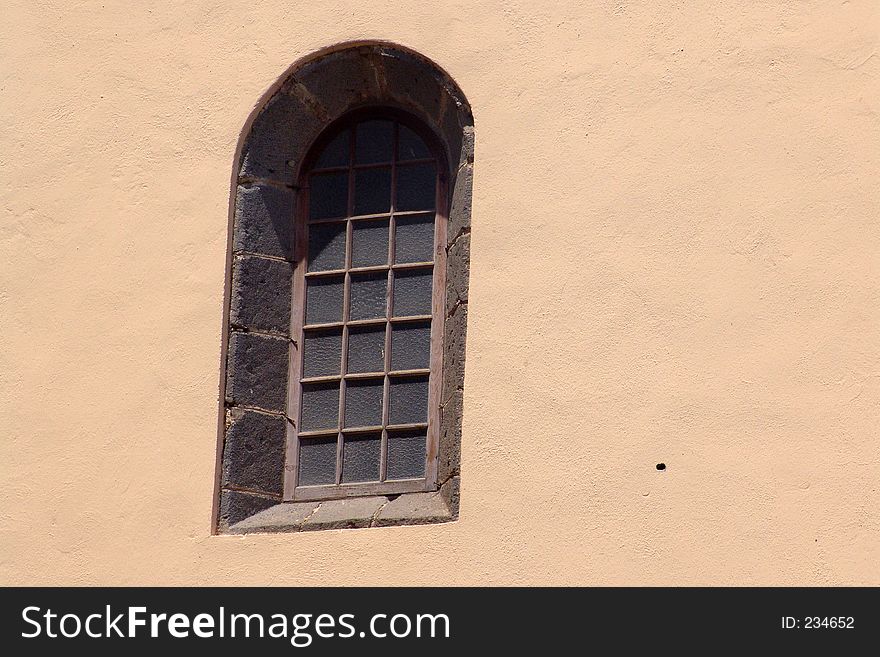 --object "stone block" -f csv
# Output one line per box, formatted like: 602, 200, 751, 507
225, 332, 289, 411
441, 303, 468, 402
233, 183, 295, 260
438, 389, 463, 483
446, 232, 470, 314
230, 255, 292, 334
239, 92, 323, 182
374, 492, 452, 527
301, 496, 387, 531
448, 163, 473, 242
227, 501, 319, 534
222, 409, 286, 496
439, 476, 460, 518
218, 490, 277, 529
296, 48, 384, 121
